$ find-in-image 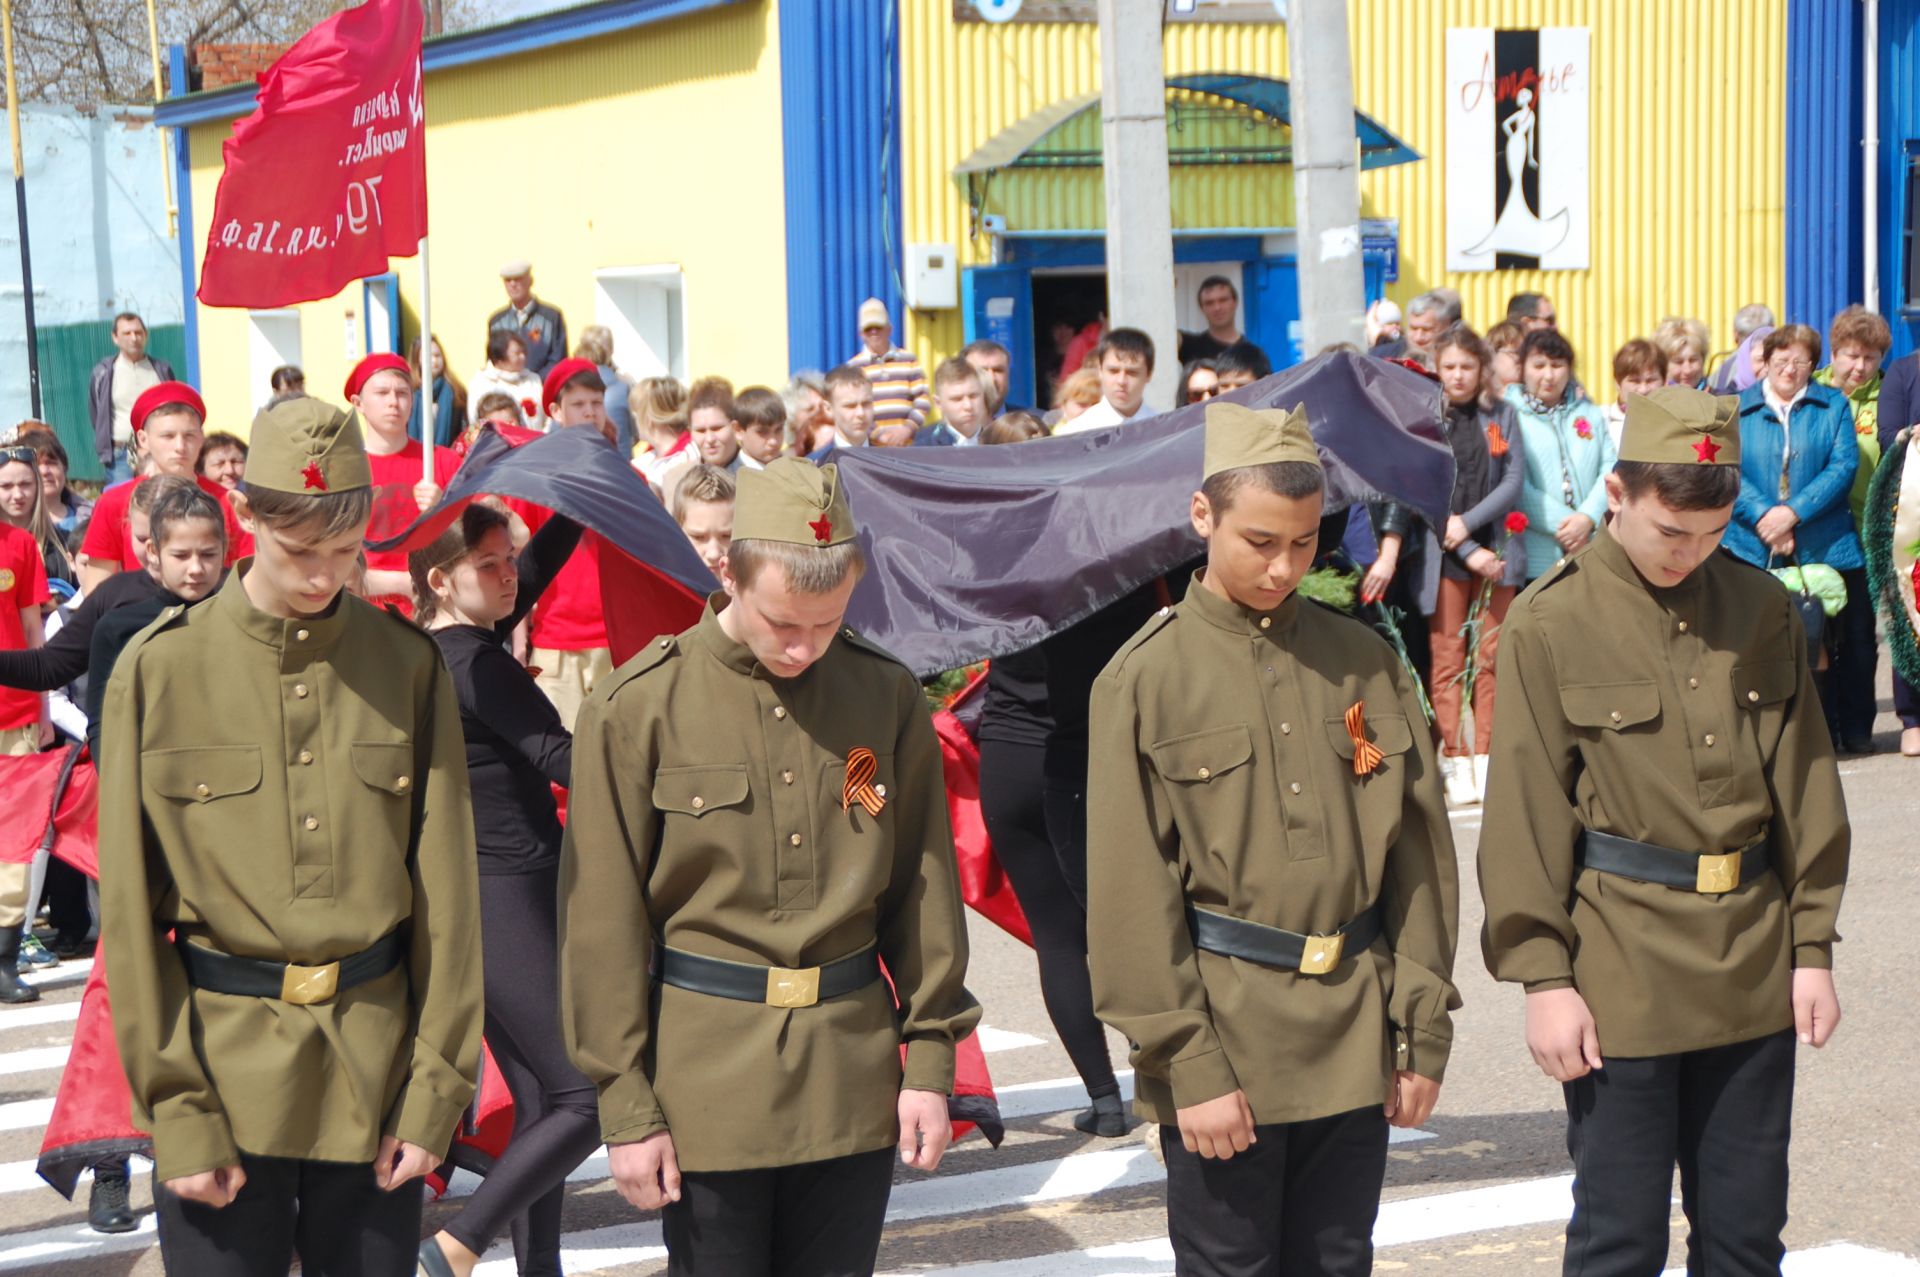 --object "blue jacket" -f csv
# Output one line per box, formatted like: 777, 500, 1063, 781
1726, 383, 1863, 571
1505, 385, 1616, 580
